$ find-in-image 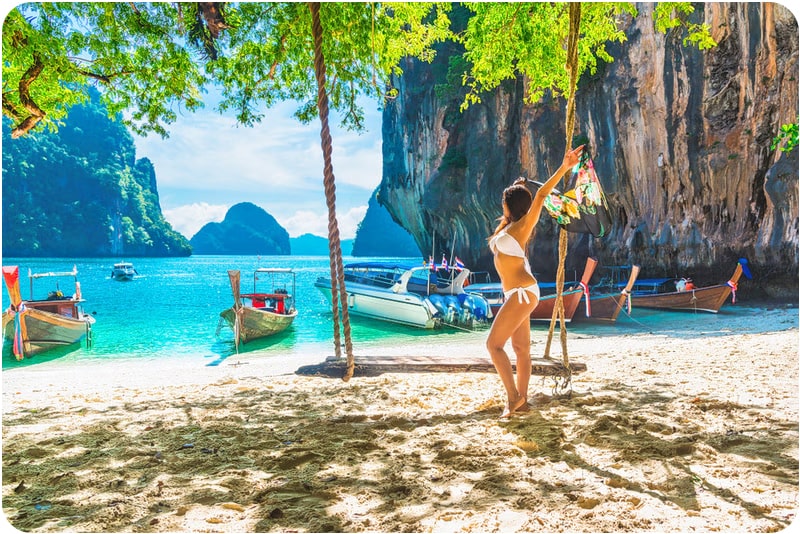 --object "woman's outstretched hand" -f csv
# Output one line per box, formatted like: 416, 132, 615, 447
563, 144, 584, 169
